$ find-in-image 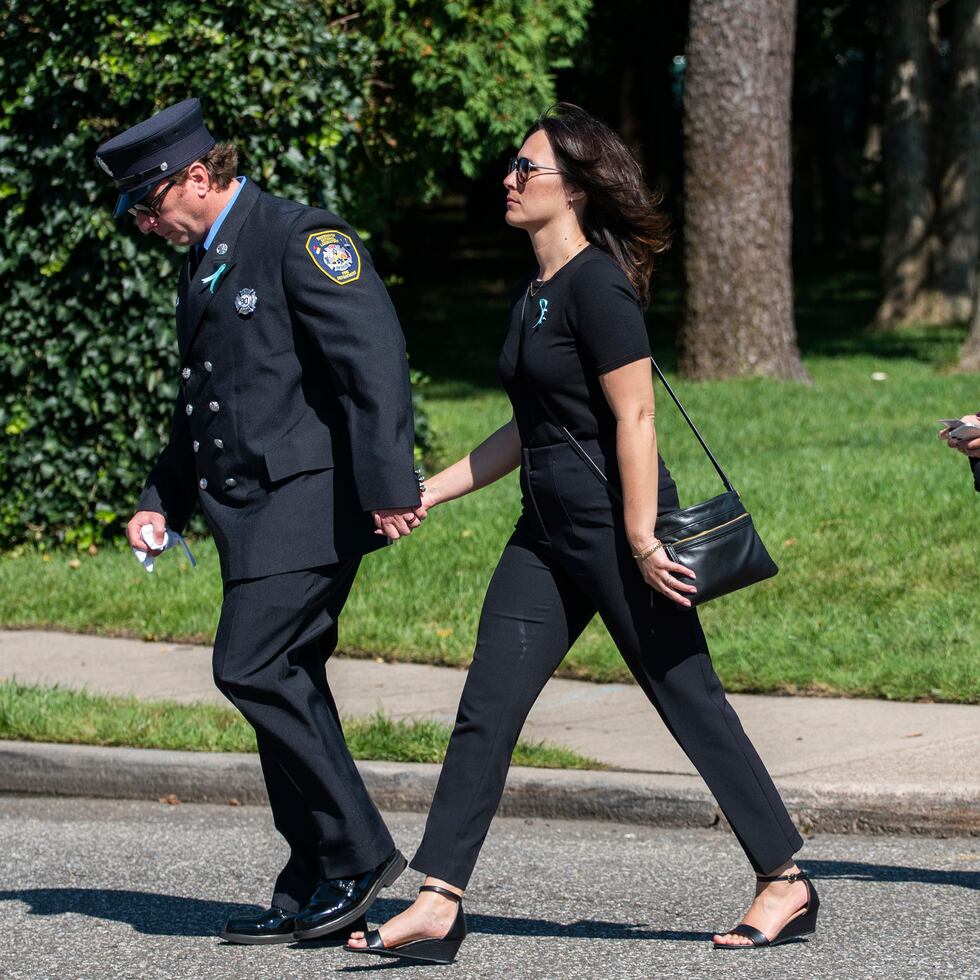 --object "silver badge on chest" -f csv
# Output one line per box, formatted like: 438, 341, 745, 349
234, 288, 257, 317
